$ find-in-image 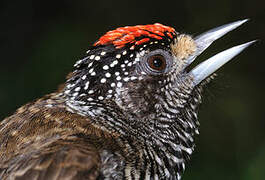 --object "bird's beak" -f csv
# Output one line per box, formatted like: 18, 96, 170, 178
187, 19, 256, 86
